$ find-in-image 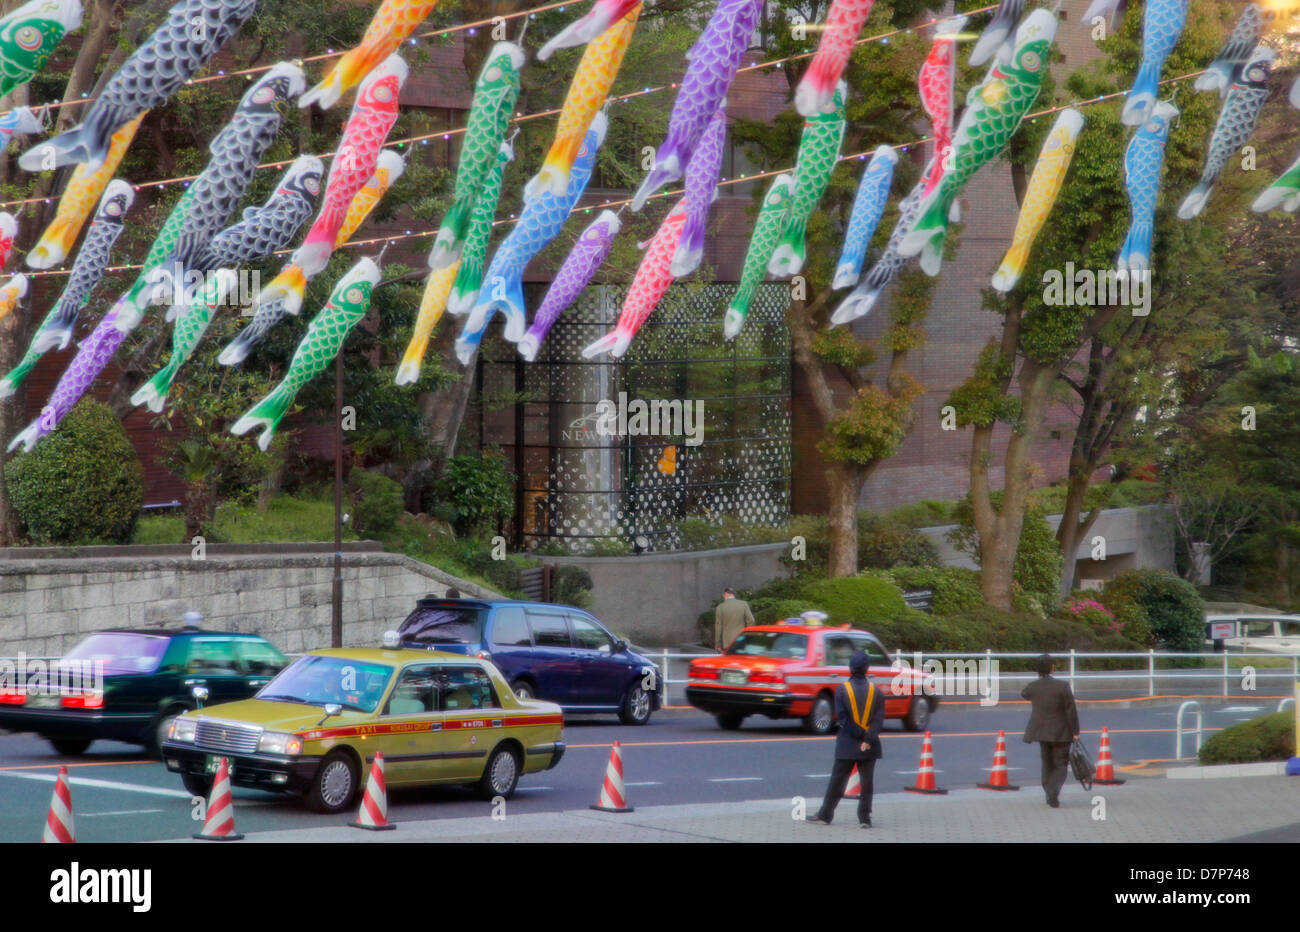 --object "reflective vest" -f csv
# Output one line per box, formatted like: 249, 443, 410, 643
843, 680, 876, 731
